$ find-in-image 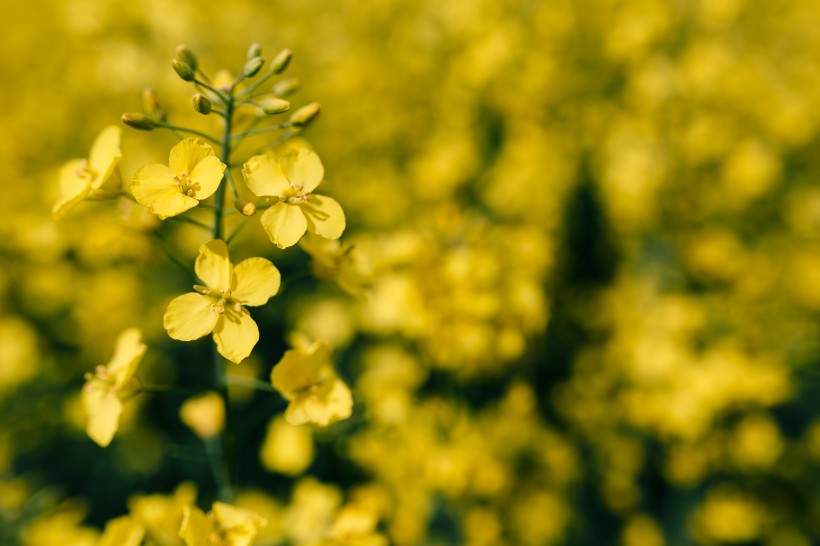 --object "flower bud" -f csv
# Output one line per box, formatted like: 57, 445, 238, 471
121, 113, 156, 131
242, 56, 265, 78
272, 77, 300, 98
235, 199, 257, 216
247, 43, 262, 60
192, 94, 212, 115
172, 59, 196, 82
142, 87, 166, 122
270, 48, 293, 75
175, 44, 197, 71
289, 102, 321, 127
257, 96, 291, 115
180, 393, 224, 439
